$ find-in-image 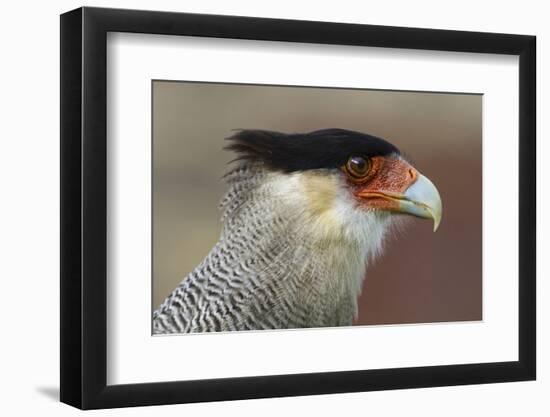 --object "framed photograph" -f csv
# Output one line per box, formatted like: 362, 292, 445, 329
60, 6, 536, 409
